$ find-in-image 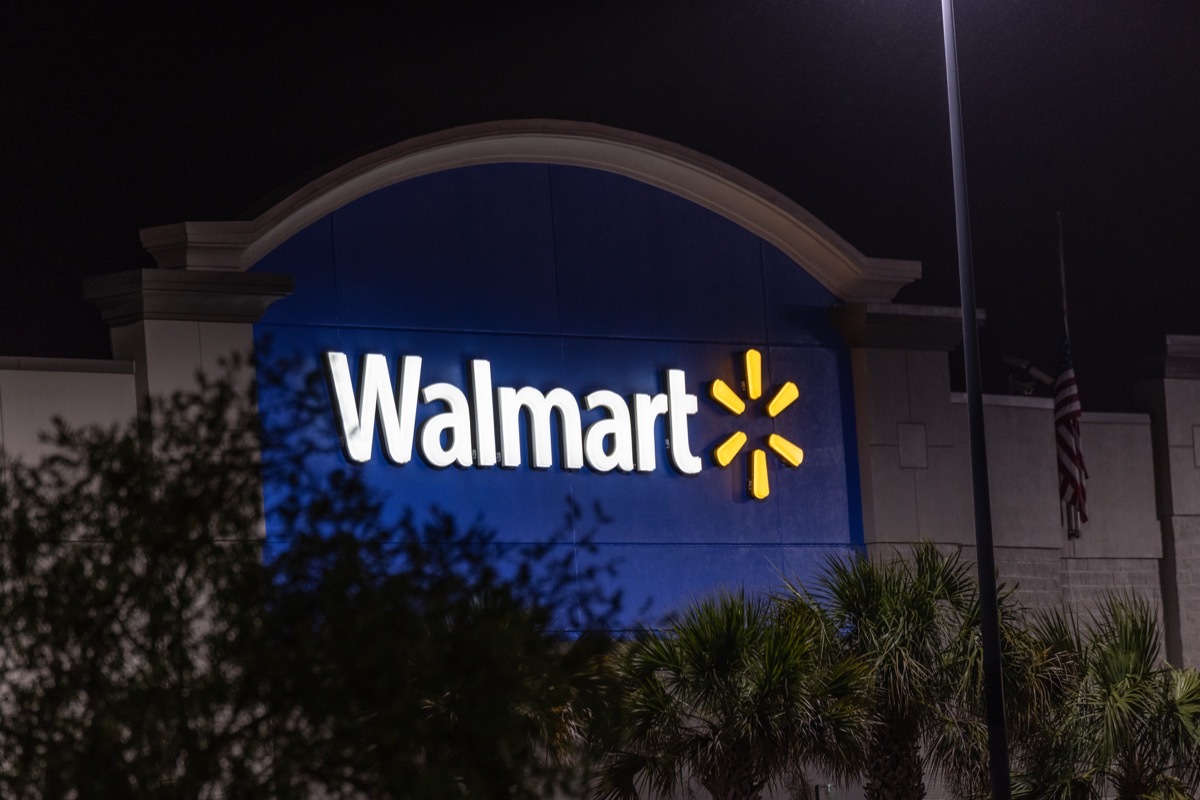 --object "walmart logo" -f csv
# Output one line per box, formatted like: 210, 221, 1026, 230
710, 349, 804, 500
322, 348, 804, 501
